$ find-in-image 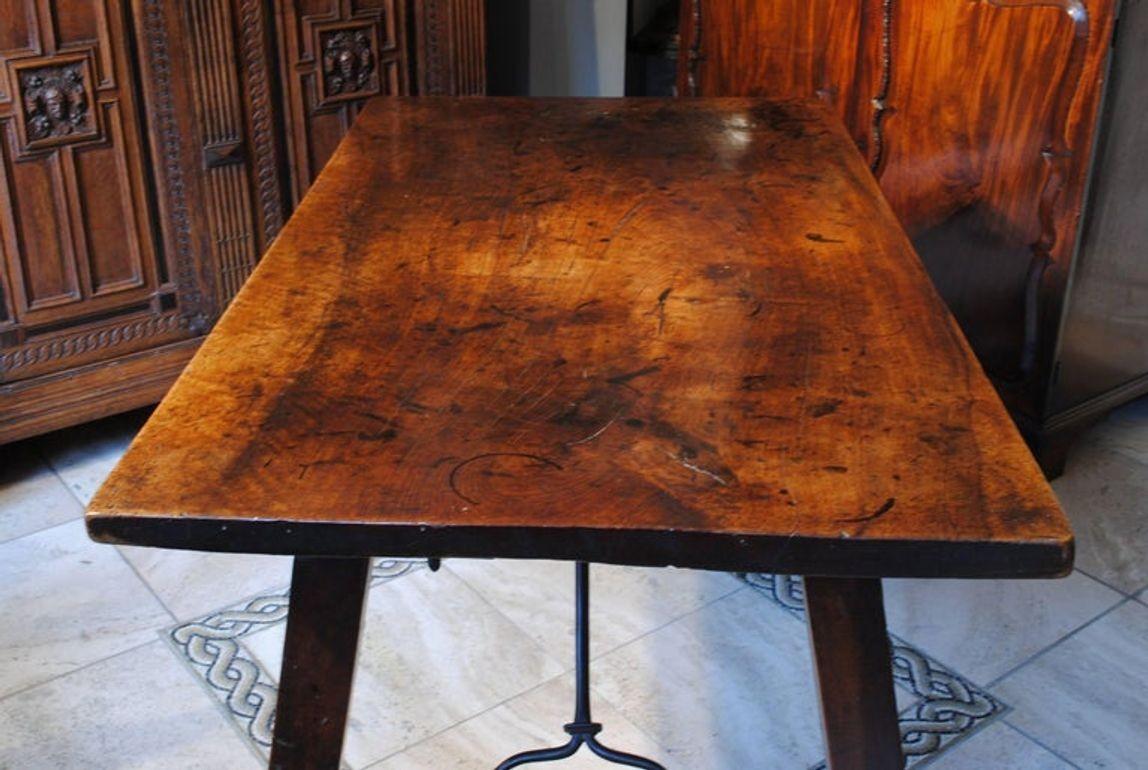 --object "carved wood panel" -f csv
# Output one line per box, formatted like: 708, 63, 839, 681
413, 0, 486, 95
275, 0, 407, 204
0, 0, 189, 383
681, 0, 1117, 415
